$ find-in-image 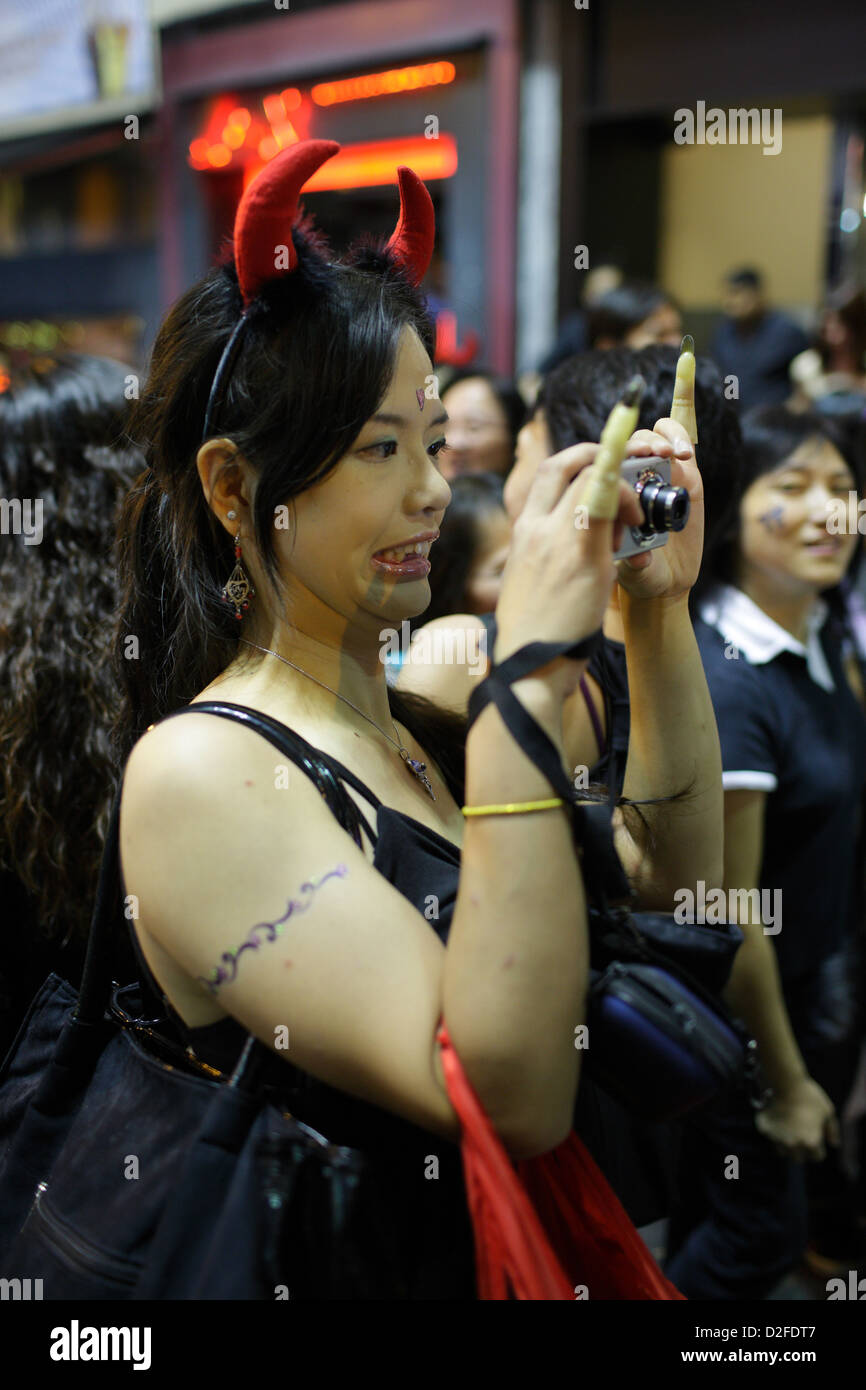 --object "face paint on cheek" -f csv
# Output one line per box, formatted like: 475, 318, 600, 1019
757, 505, 786, 534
